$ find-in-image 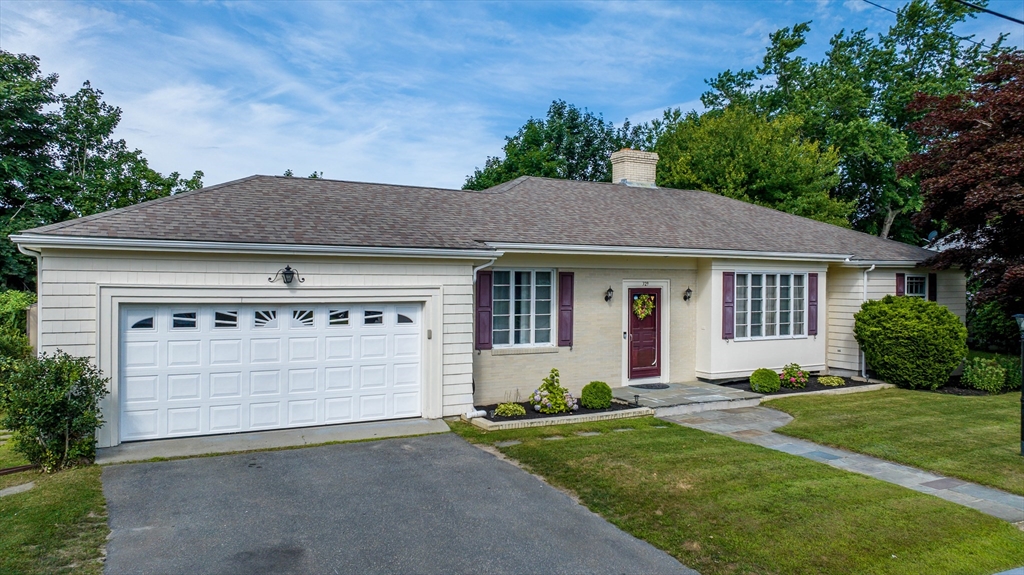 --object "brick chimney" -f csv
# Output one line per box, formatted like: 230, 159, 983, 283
610, 148, 658, 187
